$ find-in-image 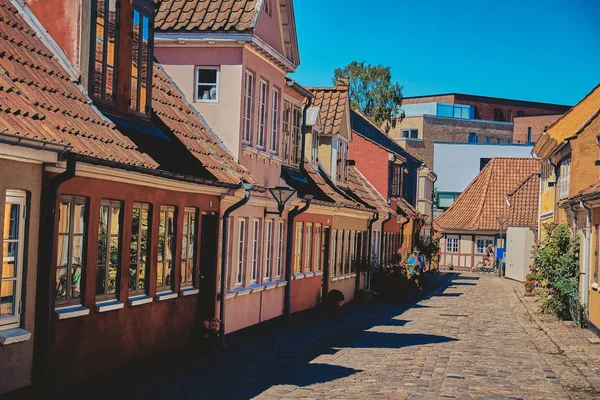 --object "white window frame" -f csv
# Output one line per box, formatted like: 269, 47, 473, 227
1, 190, 26, 330
275, 221, 284, 279
242, 70, 255, 145
194, 66, 220, 103
270, 87, 280, 154
476, 238, 493, 254
236, 219, 246, 286
294, 222, 303, 273
401, 128, 419, 139
257, 79, 268, 149
446, 237, 459, 253
250, 219, 261, 283
559, 158, 571, 200
304, 223, 313, 272
264, 219, 273, 280
314, 224, 322, 271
